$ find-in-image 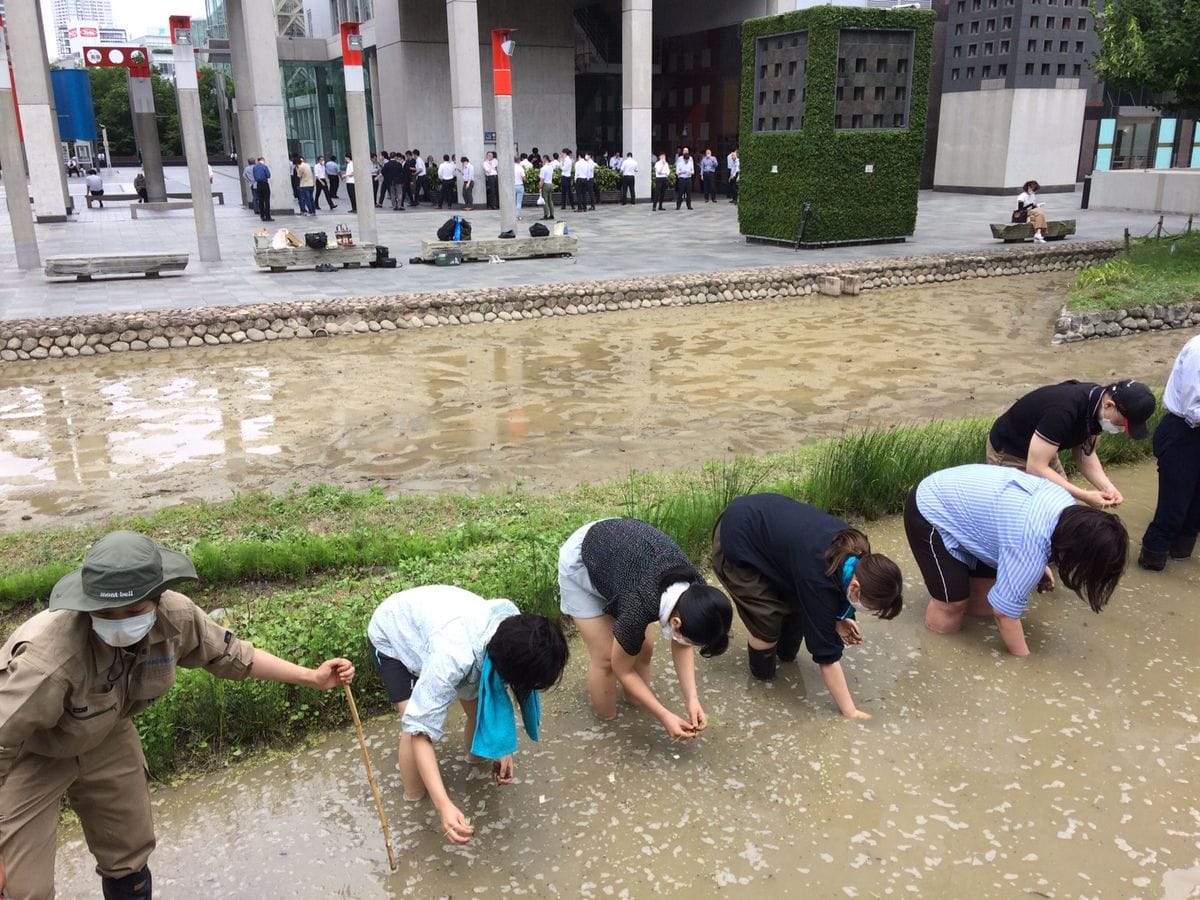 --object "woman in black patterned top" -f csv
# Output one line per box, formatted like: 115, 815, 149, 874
558, 518, 732, 739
